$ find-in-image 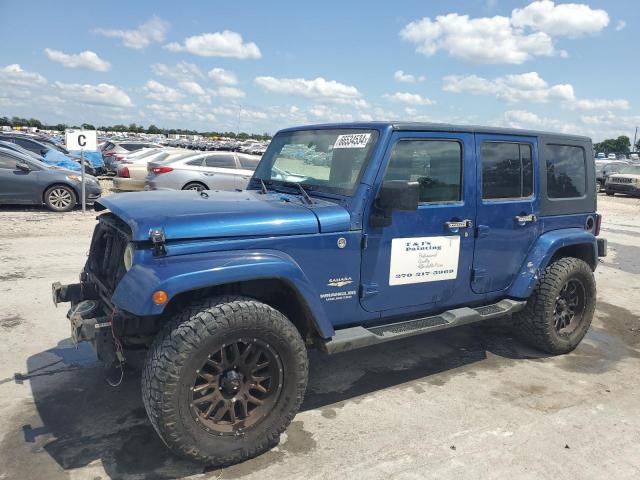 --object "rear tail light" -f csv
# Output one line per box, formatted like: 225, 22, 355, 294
104, 151, 115, 157
118, 166, 130, 178
152, 166, 173, 174
115, 154, 125, 161
594, 214, 602, 236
